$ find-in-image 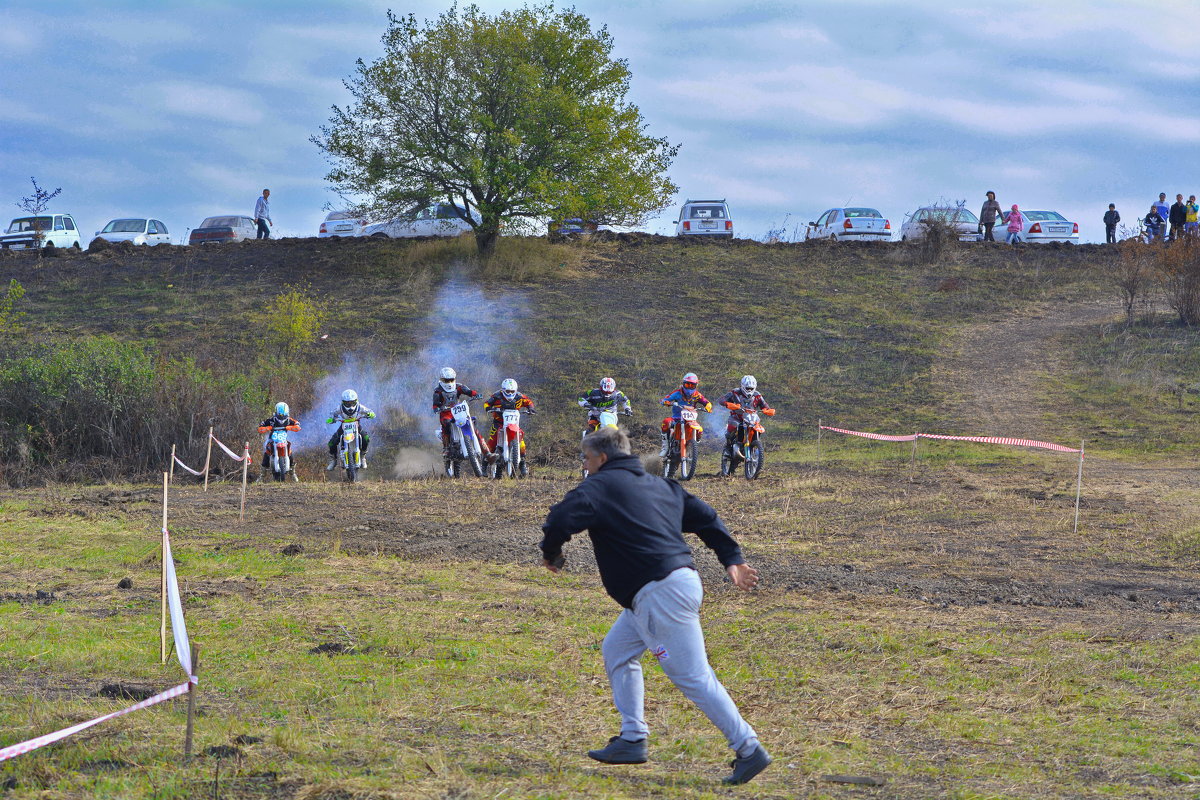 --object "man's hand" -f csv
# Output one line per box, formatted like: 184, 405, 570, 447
726, 563, 759, 591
